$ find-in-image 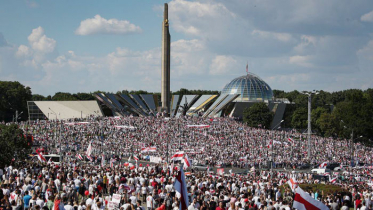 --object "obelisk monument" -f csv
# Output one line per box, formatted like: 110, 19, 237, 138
161, 3, 171, 115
